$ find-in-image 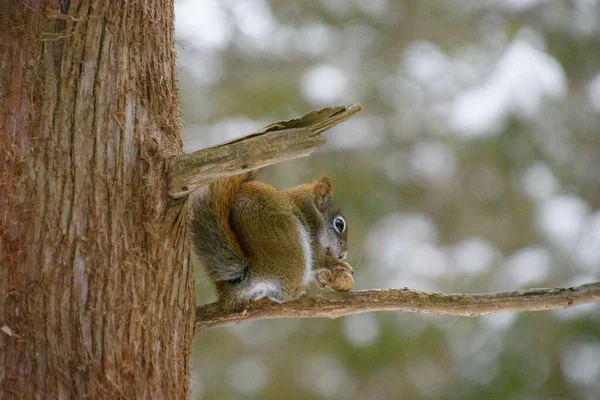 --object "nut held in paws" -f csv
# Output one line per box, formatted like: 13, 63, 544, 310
329, 269, 354, 291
